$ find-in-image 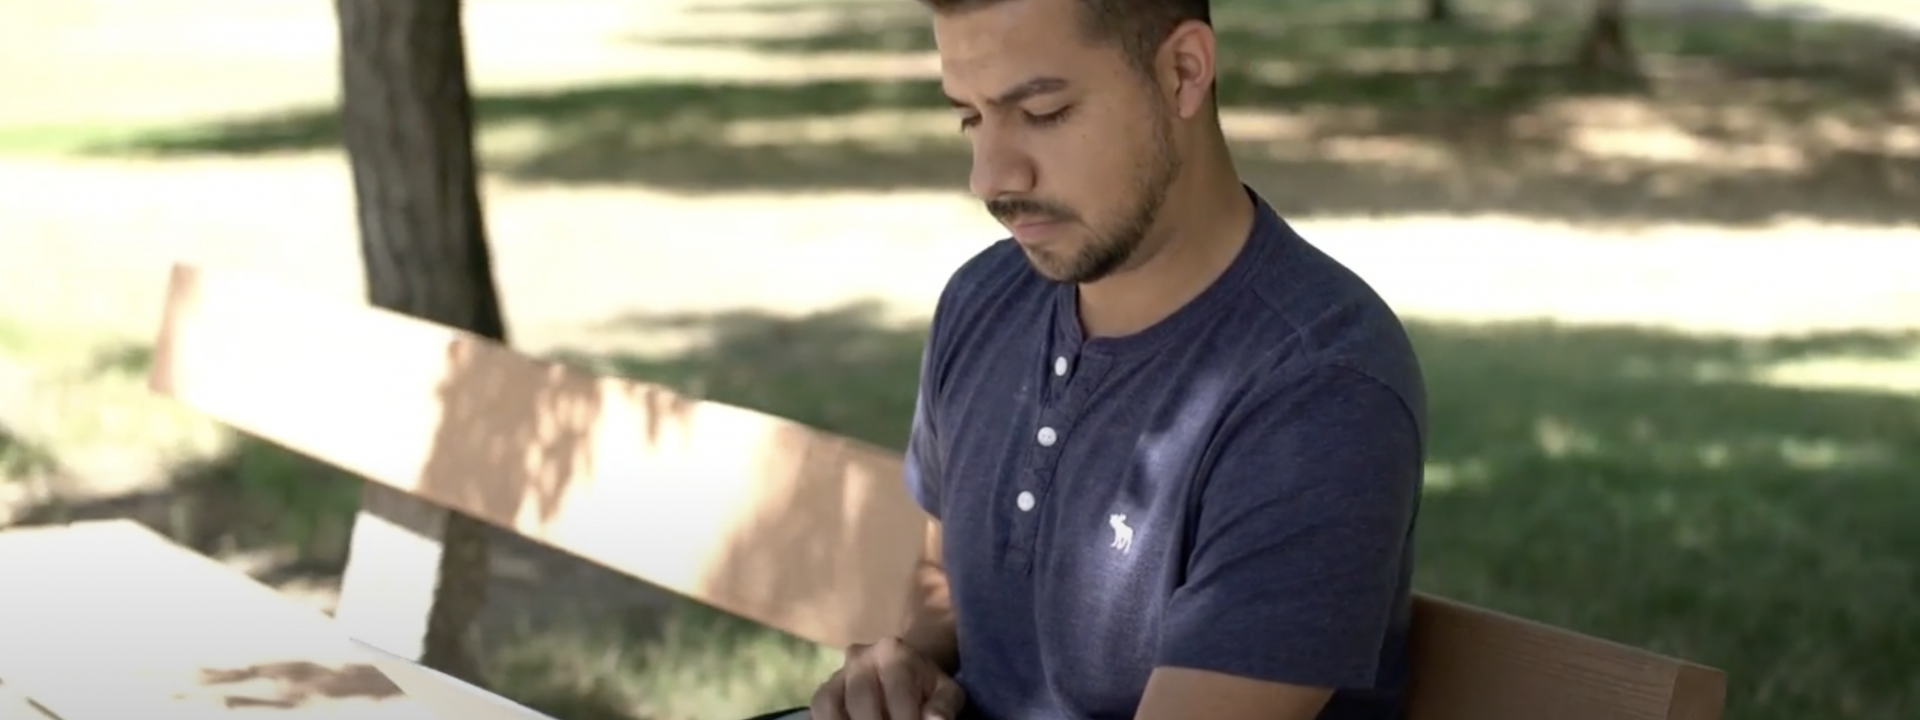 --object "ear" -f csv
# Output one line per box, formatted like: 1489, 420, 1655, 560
1156, 20, 1217, 120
